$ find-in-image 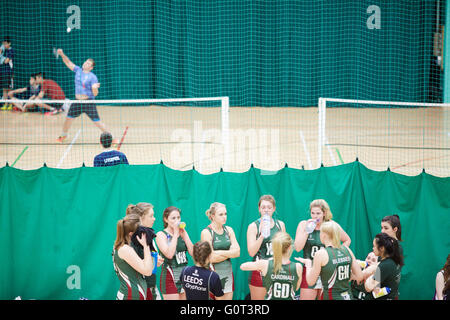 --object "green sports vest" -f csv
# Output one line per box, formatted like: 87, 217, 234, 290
130, 240, 158, 289
264, 259, 299, 300
207, 225, 232, 264
303, 229, 324, 259
320, 246, 353, 300
206, 225, 233, 284
112, 248, 147, 300
162, 230, 188, 268
366, 257, 401, 300
207, 225, 231, 251
254, 218, 282, 260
